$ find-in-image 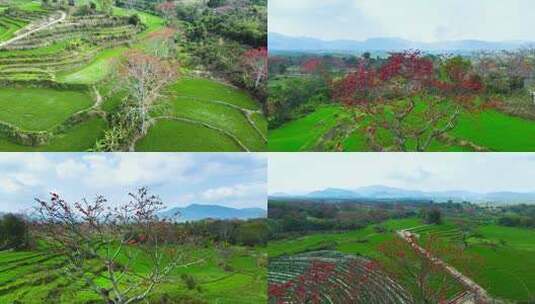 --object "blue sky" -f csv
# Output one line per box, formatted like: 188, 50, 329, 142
269, 153, 535, 194
0, 153, 267, 213
269, 0, 535, 42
